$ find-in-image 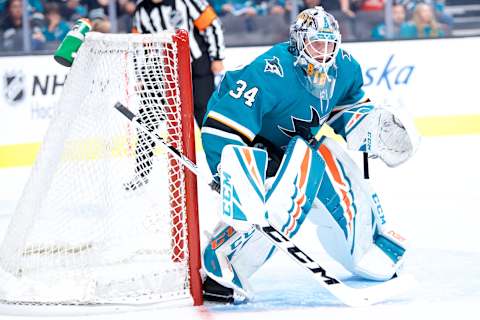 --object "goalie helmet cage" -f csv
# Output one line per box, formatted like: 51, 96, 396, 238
0, 30, 203, 311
